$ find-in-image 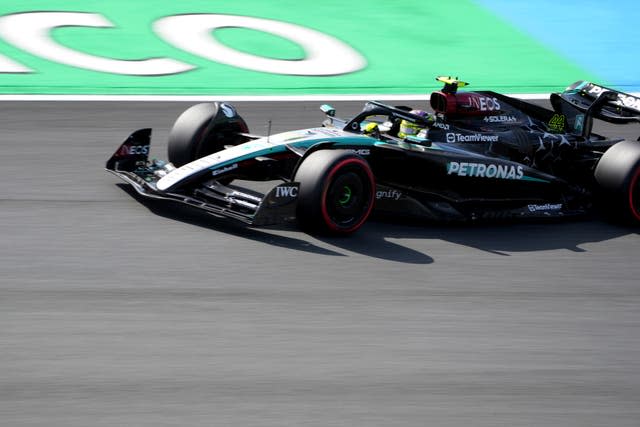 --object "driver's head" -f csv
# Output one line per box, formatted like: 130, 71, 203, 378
399, 110, 428, 138
363, 122, 379, 134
